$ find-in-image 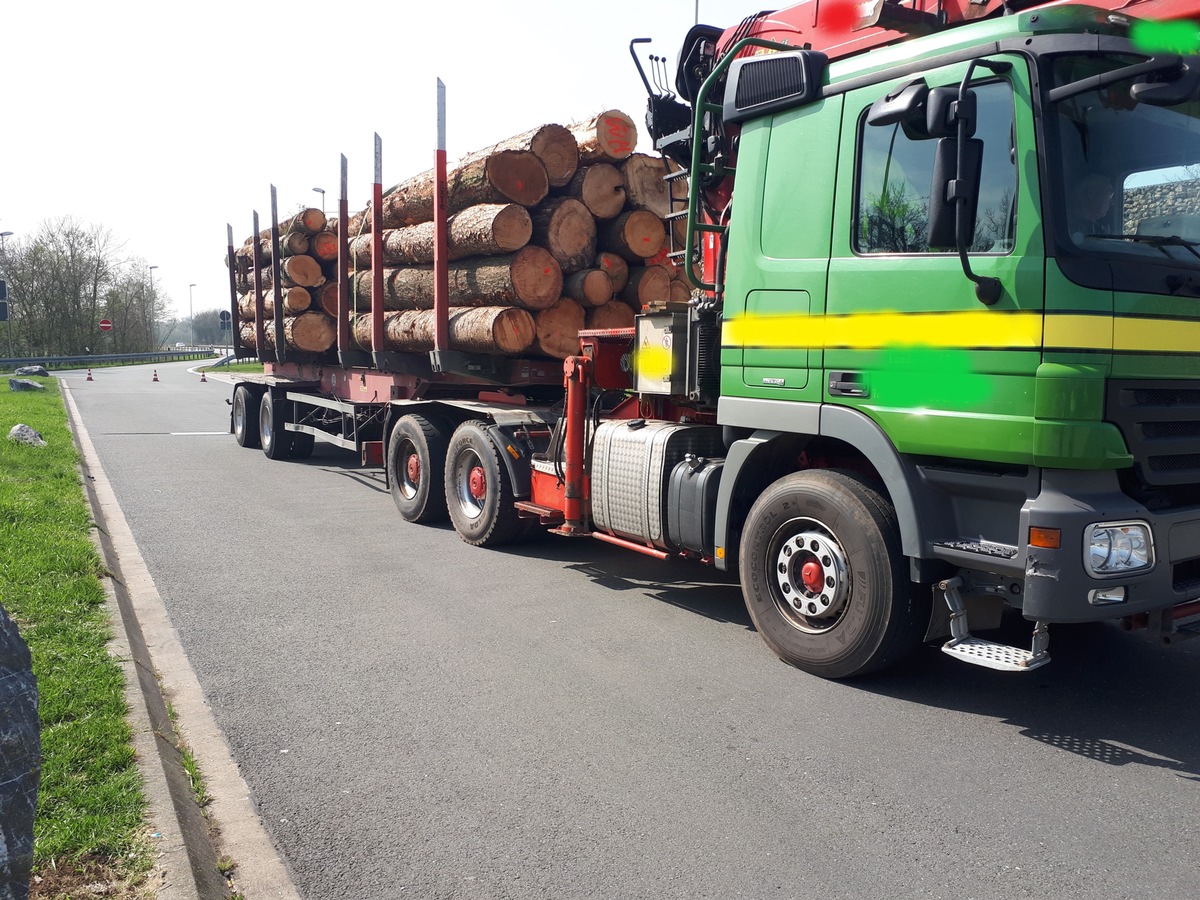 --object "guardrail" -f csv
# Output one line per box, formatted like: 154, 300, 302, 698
1, 349, 222, 372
